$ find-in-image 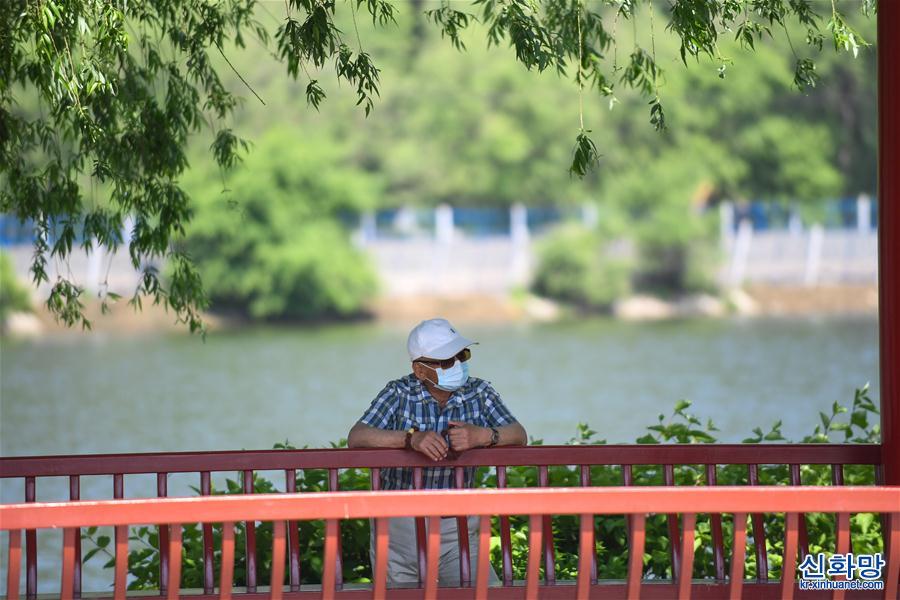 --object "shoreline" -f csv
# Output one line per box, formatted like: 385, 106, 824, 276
1, 284, 879, 338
